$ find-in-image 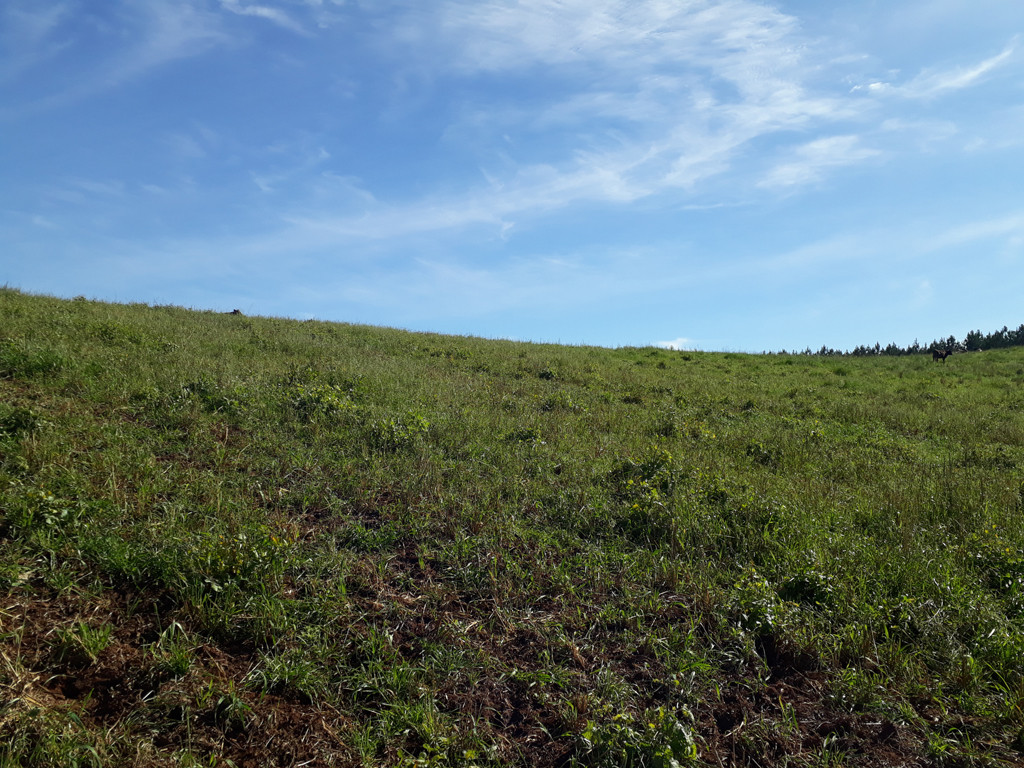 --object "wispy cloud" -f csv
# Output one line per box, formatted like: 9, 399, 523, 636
41, 177, 126, 206
850, 81, 893, 95
878, 118, 958, 150
0, 1, 229, 119
165, 133, 207, 160
421, 0, 803, 80
219, 0, 309, 35
758, 135, 881, 189
919, 211, 1024, 253
0, 2, 73, 83
259, 0, 867, 238
857, 41, 1018, 100
900, 42, 1015, 98
250, 146, 330, 194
